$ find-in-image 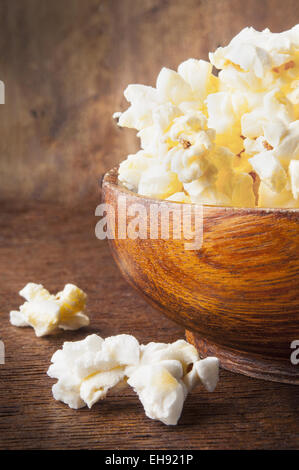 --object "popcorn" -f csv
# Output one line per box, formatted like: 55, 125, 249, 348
134, 339, 200, 372
241, 90, 293, 141
263, 119, 288, 148
47, 334, 140, 409
10, 283, 89, 337
118, 151, 154, 191
231, 172, 256, 207
206, 92, 236, 134
126, 339, 219, 425
48, 334, 220, 425
138, 164, 182, 199
127, 361, 186, 425
249, 151, 287, 193
273, 120, 299, 166
185, 181, 230, 206
166, 192, 191, 203
115, 24, 299, 209
156, 68, 193, 105
289, 160, 299, 199
118, 85, 161, 130
209, 25, 299, 87
258, 182, 299, 208
166, 140, 210, 184
191, 357, 220, 393
177, 59, 218, 100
